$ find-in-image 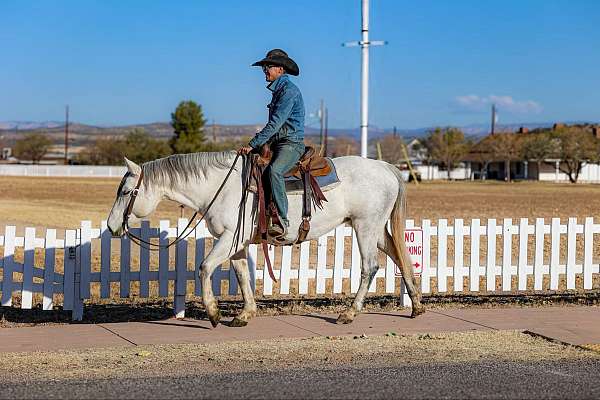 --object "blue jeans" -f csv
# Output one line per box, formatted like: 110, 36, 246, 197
265, 140, 305, 225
